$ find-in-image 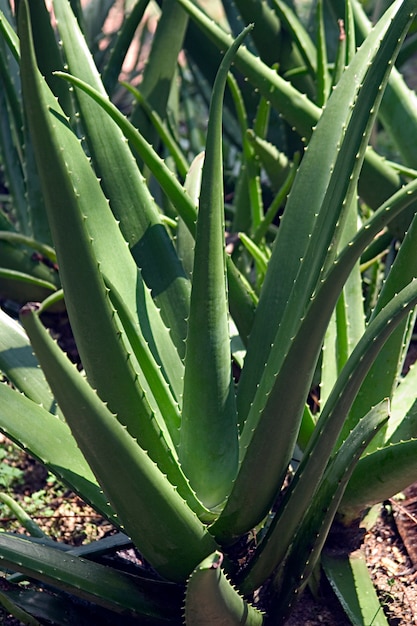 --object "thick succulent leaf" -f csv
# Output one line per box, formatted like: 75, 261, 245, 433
0, 588, 42, 626
343, 211, 417, 448
124, 81, 189, 180
211, 0, 417, 542
29, 0, 74, 119
53, 72, 257, 343
129, 0, 188, 143
232, 0, 281, 68
330, 0, 417, 169
0, 382, 118, 525
176, 0, 410, 217
240, 400, 389, 596
184, 551, 264, 626
339, 438, 417, 522
238, 0, 416, 426
321, 197, 365, 406
179, 29, 253, 509
0, 534, 182, 623
212, 181, 417, 542
385, 362, 417, 444
20, 305, 218, 581
272, 0, 317, 80
0, 309, 53, 406
263, 405, 389, 622
51, 0, 190, 360
101, 0, 150, 96
18, 1, 185, 473
322, 550, 389, 626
